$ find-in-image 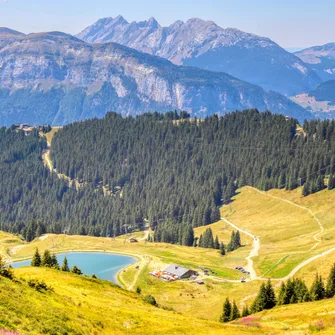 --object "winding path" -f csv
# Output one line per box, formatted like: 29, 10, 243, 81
218, 187, 335, 288
249, 186, 324, 250
221, 218, 259, 280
